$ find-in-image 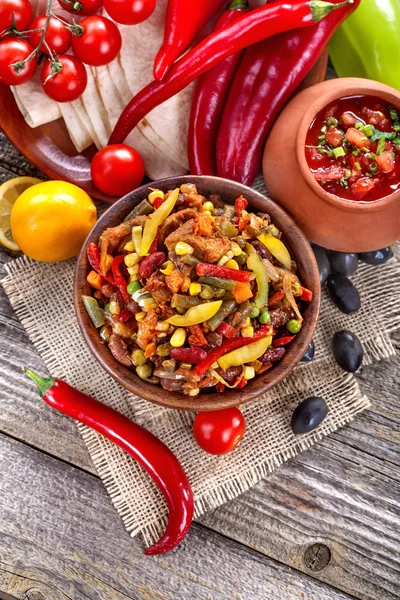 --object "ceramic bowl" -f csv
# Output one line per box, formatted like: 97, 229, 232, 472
263, 77, 400, 252
74, 176, 320, 412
